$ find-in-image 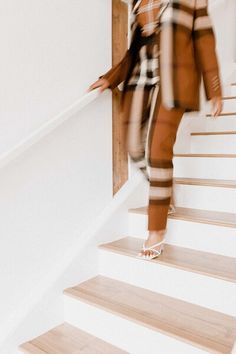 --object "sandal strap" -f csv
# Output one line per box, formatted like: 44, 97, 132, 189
148, 248, 161, 255
142, 238, 166, 251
